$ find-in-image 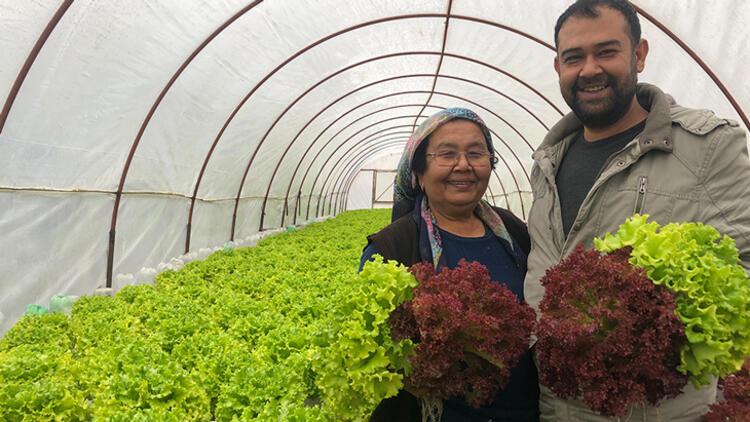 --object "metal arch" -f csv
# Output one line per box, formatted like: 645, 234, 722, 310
306, 117, 429, 218
310, 128, 418, 217
309, 136, 411, 217
266, 103, 436, 226
256, 4, 747, 227
0, 0, 73, 134
320, 121, 524, 220
337, 146, 405, 214
333, 142, 407, 214
486, 184, 498, 207
413, 0, 453, 131
300, 128, 413, 217
334, 136, 510, 216
437, 62, 554, 131
278, 92, 429, 227
339, 146, 512, 215
317, 118, 519, 216
106, 0, 265, 286
6, 1, 744, 286
271, 58, 556, 230
241, 71, 434, 233
429, 80, 537, 150
339, 160, 506, 215
189, 13, 562, 244
280, 72, 555, 229
337, 145, 402, 214
427, 91, 533, 176
184, 5, 747, 255
300, 120, 424, 220
339, 160, 510, 214
248, 51, 561, 233
328, 135, 412, 213
334, 6, 750, 217
633, 5, 749, 130
284, 105, 443, 223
